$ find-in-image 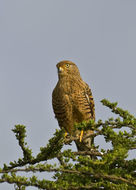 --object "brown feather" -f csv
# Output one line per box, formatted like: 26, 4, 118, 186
52, 60, 95, 151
